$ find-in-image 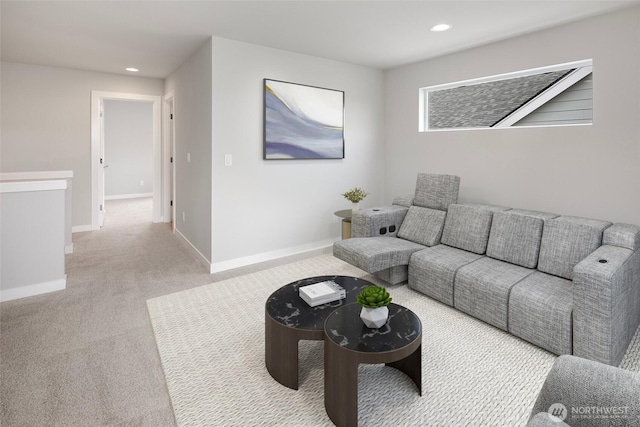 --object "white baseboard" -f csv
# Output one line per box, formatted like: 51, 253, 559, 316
72, 224, 93, 233
174, 228, 212, 272
65, 243, 74, 254
209, 239, 337, 274
173, 231, 337, 275
105, 192, 153, 200
0, 276, 67, 302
